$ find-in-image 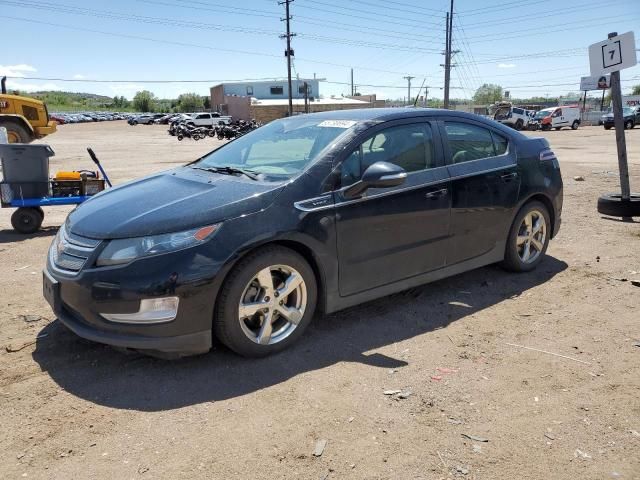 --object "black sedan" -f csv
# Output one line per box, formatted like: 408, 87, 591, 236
44, 108, 563, 357
603, 106, 640, 129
